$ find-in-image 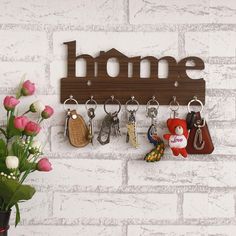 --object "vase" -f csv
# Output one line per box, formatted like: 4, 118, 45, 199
0, 210, 11, 236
